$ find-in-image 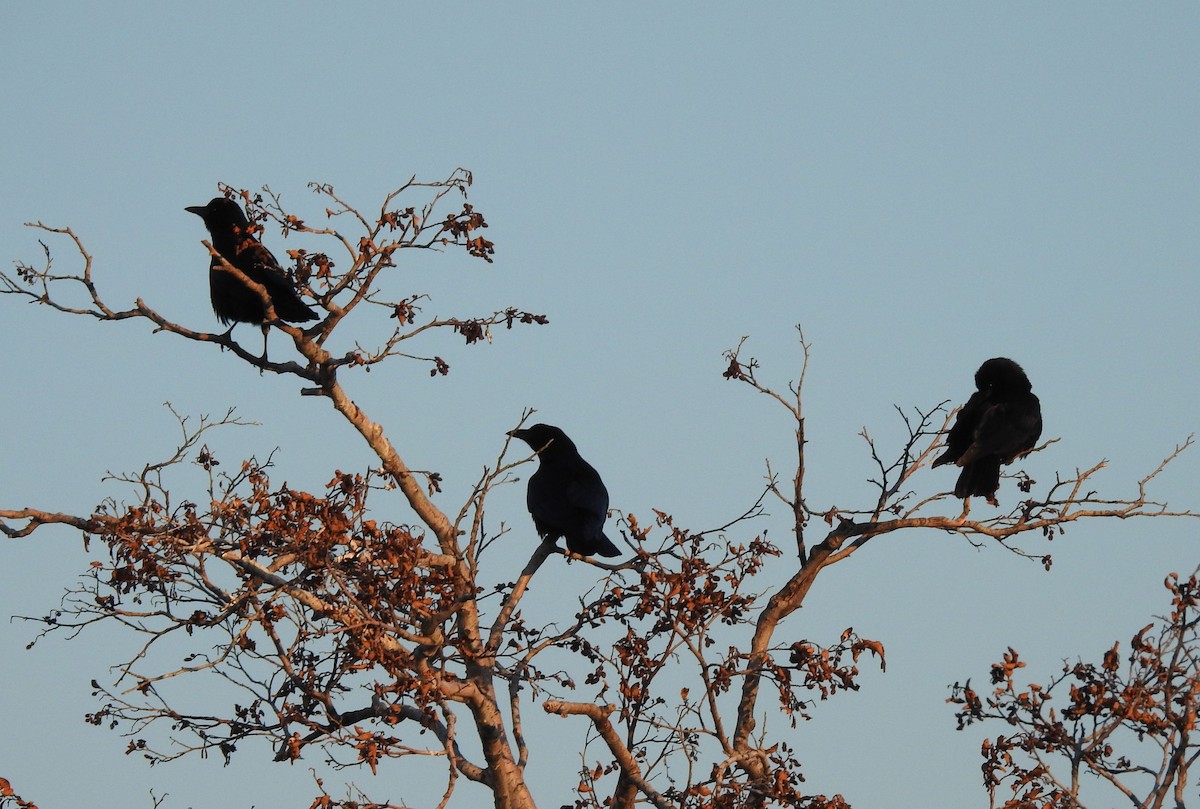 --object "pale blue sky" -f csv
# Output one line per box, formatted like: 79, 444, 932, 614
2, 4, 1198, 807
